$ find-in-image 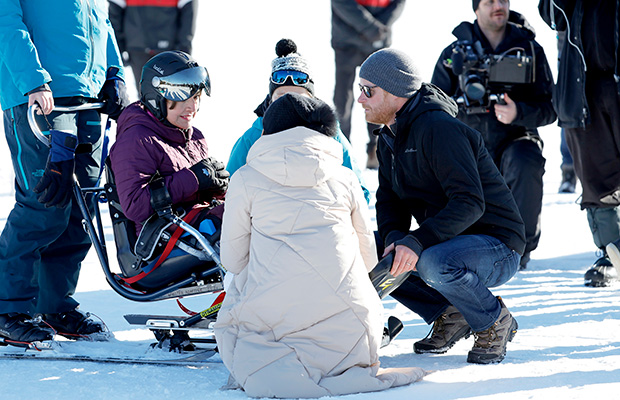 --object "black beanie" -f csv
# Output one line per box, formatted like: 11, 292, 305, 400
269, 39, 315, 97
262, 93, 338, 137
472, 0, 480, 11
